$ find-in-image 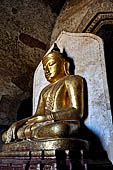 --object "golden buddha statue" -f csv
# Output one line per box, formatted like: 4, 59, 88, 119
2, 44, 84, 144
